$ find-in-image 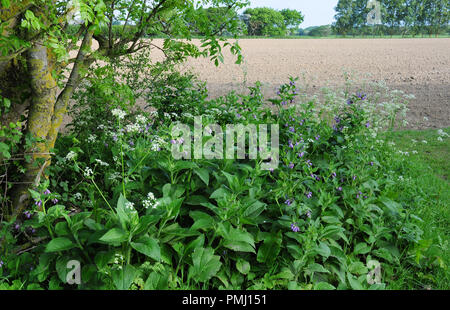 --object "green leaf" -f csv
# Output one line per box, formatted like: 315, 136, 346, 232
131, 236, 161, 261
194, 168, 209, 185
349, 262, 369, 275
188, 247, 222, 283
45, 237, 76, 253
236, 259, 251, 275
257, 232, 282, 264
190, 211, 215, 231
314, 242, 331, 259
99, 228, 128, 244
305, 263, 330, 274
112, 265, 138, 290
347, 273, 364, 290
314, 282, 336, 290
144, 271, 169, 290
354, 242, 371, 255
